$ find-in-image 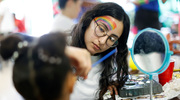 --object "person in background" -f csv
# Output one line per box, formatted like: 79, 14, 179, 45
131, 0, 167, 33
70, 2, 130, 100
0, 32, 91, 100
51, 0, 83, 34
75, 0, 99, 23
